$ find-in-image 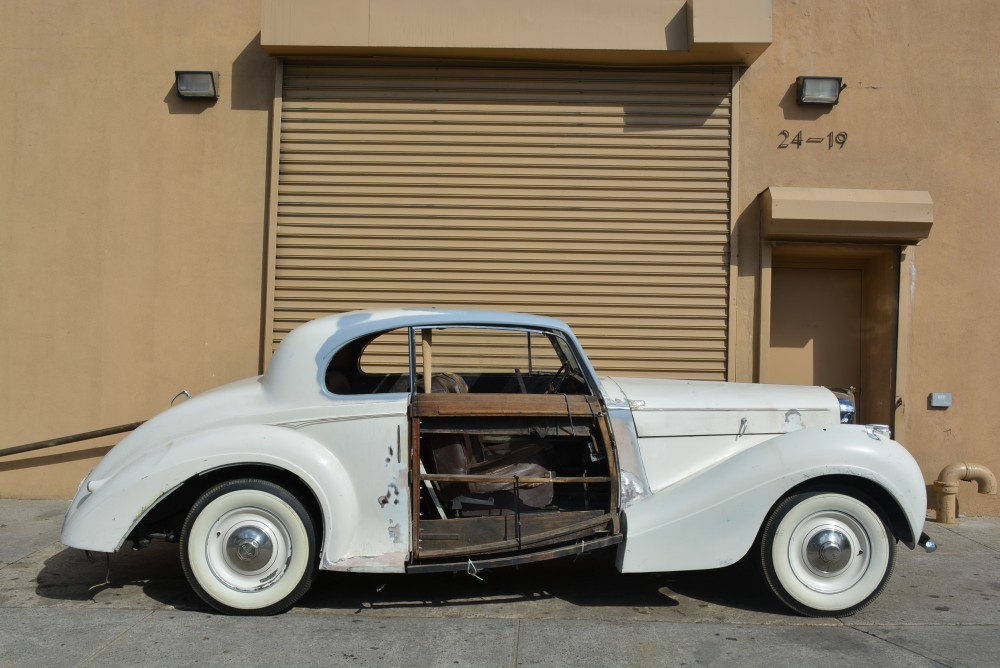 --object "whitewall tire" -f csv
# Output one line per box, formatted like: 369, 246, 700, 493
761, 491, 895, 617
180, 479, 317, 615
